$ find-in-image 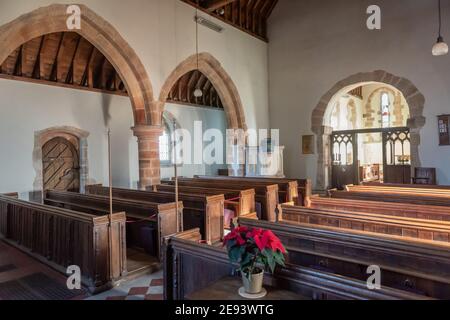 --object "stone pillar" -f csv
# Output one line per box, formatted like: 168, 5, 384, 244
132, 125, 164, 189
316, 125, 333, 190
